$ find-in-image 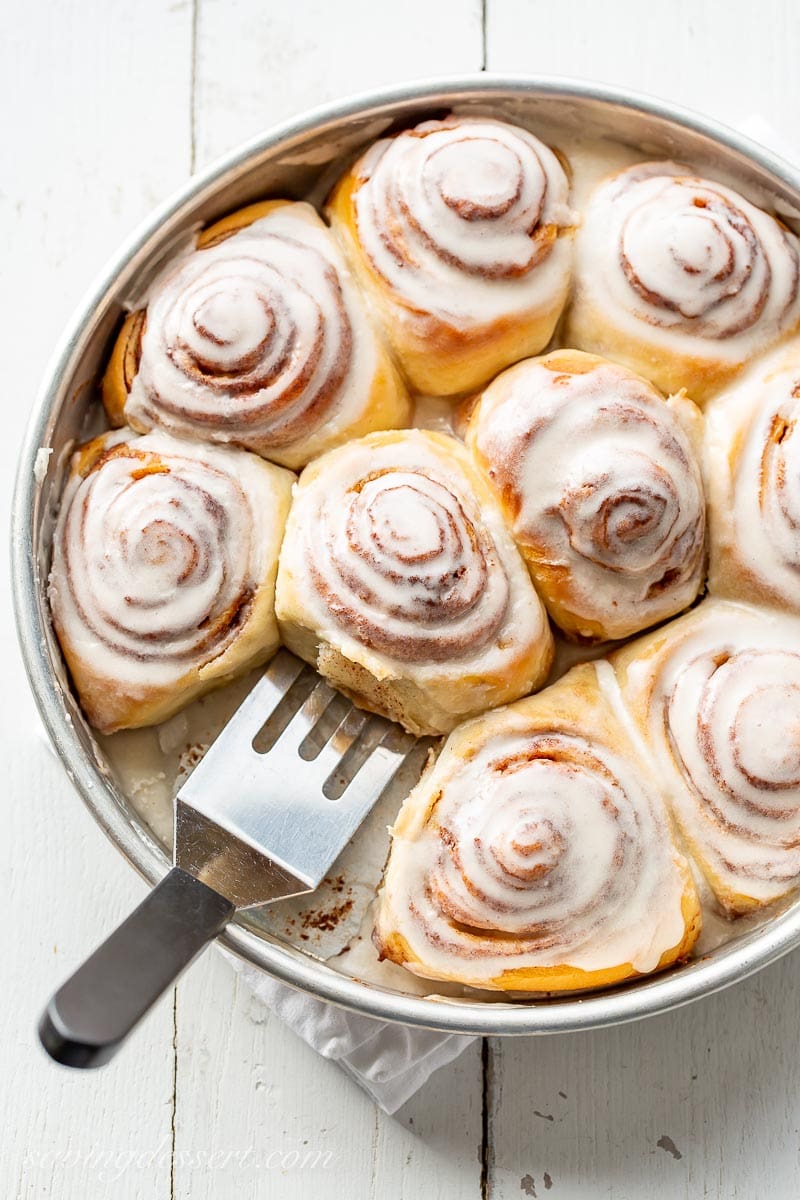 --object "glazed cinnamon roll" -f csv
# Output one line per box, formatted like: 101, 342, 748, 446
102, 200, 410, 469
275, 429, 554, 735
611, 598, 800, 914
704, 341, 800, 614
465, 350, 706, 641
327, 116, 576, 396
374, 663, 700, 991
49, 428, 293, 733
565, 162, 800, 403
